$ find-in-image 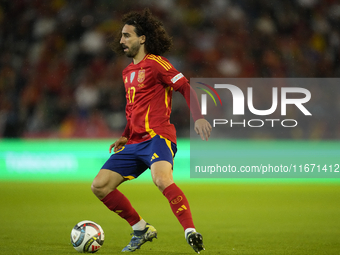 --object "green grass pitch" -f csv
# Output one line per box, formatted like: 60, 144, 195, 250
1, 180, 340, 255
